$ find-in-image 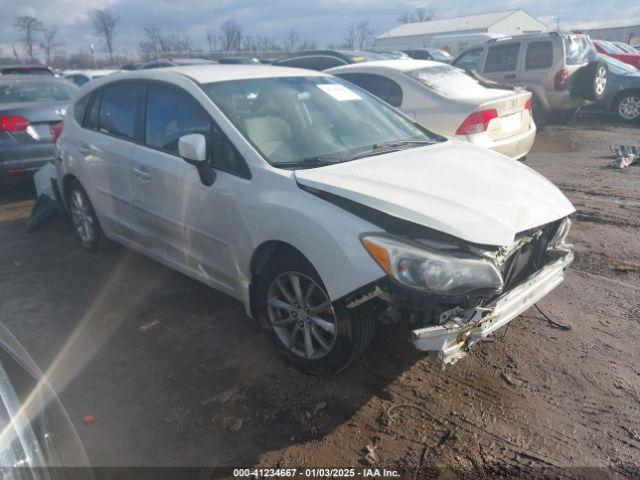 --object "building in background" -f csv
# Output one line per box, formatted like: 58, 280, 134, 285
374, 10, 549, 51
575, 25, 640, 46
